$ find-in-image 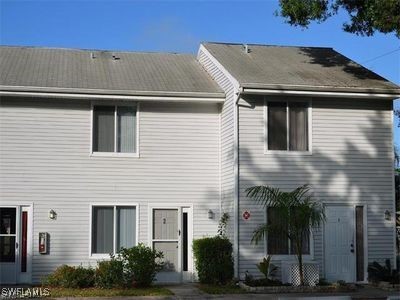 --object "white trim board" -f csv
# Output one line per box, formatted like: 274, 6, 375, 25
197, 45, 240, 91
390, 108, 397, 270
241, 87, 399, 99
0, 91, 225, 103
